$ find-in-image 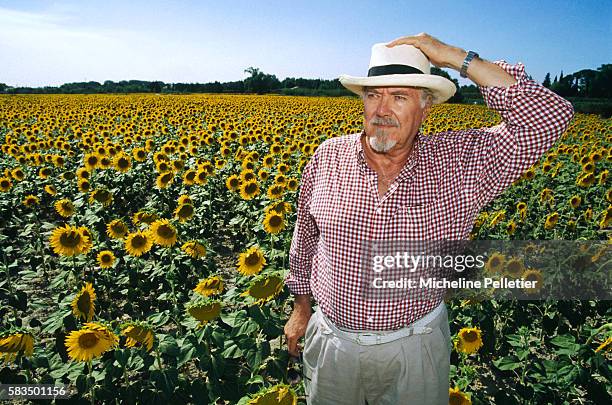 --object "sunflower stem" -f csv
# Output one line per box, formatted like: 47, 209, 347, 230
154, 346, 164, 370
87, 360, 95, 405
